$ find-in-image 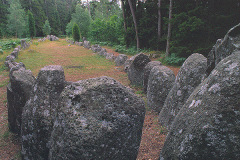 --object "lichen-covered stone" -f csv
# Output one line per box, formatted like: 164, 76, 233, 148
147, 66, 175, 113
159, 53, 207, 129
143, 61, 162, 93
7, 66, 35, 135
49, 76, 145, 160
21, 65, 65, 160
127, 53, 151, 86
160, 51, 240, 160
206, 23, 240, 75
115, 54, 128, 66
